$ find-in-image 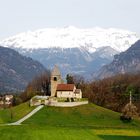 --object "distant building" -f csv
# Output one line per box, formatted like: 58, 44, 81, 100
51, 65, 82, 99
0, 100, 4, 105
0, 95, 13, 108
5, 95, 13, 105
